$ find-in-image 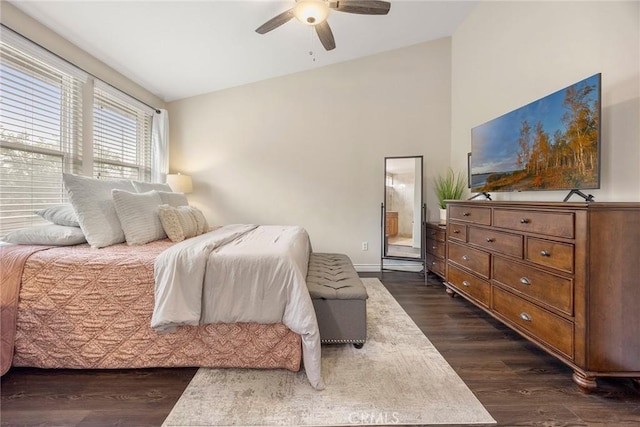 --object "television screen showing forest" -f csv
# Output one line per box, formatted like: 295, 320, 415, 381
470, 73, 601, 192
